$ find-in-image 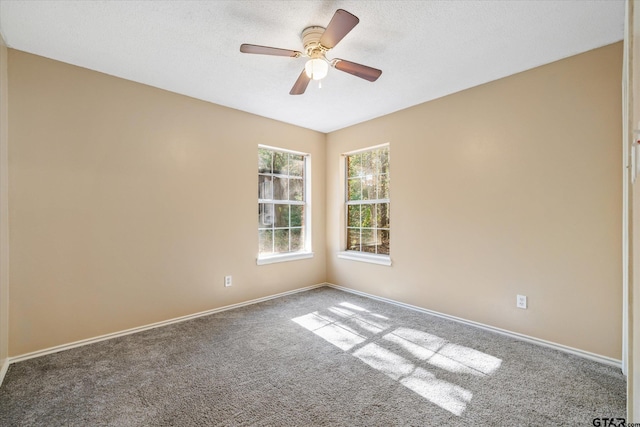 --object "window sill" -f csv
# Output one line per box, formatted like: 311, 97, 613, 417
337, 251, 392, 266
257, 252, 314, 265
